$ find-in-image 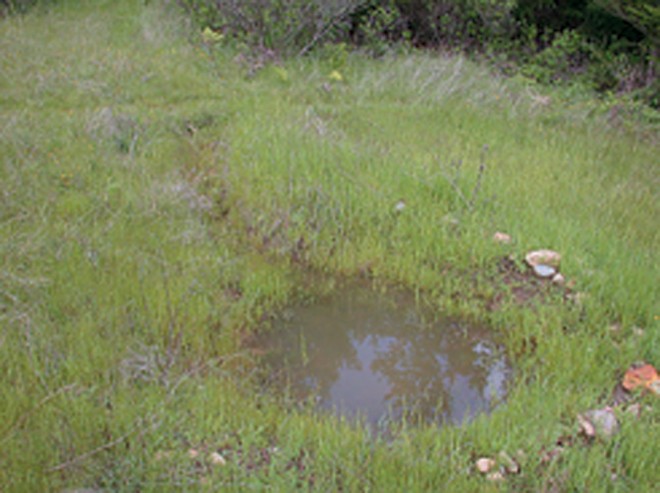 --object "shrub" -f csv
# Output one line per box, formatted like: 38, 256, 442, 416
1, 0, 58, 15
175, 0, 657, 107
176, 0, 365, 54
521, 29, 595, 85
